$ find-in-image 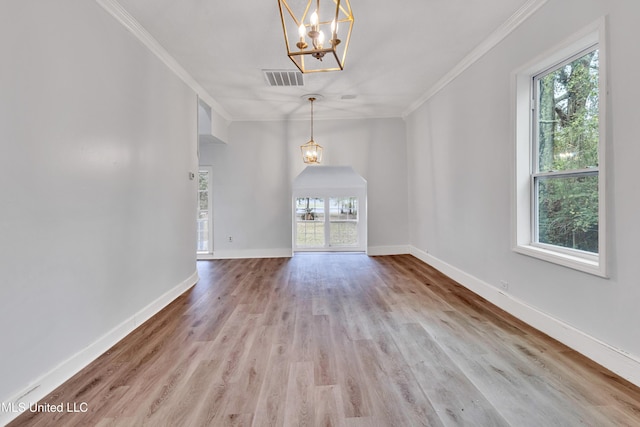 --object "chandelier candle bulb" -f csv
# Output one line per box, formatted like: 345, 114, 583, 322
317, 30, 325, 48
297, 24, 308, 49
331, 19, 340, 46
